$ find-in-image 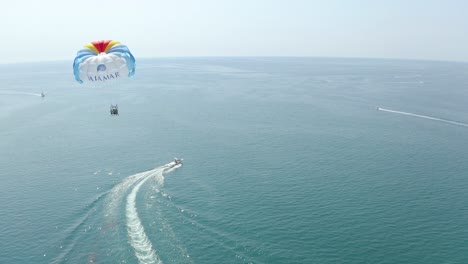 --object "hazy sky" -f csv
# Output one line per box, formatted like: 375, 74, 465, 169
2, 0, 468, 63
